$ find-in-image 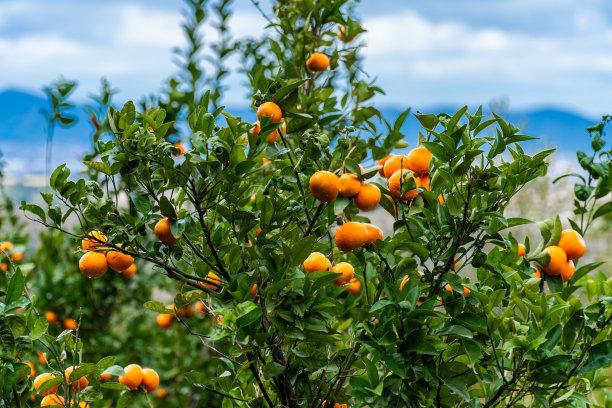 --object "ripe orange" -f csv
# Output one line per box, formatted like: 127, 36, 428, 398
65, 366, 89, 392
201, 271, 221, 291
309, 171, 339, 202
561, 260, 575, 283
82, 231, 107, 251
354, 184, 381, 211
344, 278, 361, 294
106, 246, 134, 271
154, 218, 181, 245
419, 174, 429, 191
332, 262, 355, 286
364, 223, 383, 244
34, 373, 58, 395
178, 305, 194, 317
306, 52, 330, 72
41, 395, 64, 406
517, 243, 526, 257
173, 142, 186, 157
1, 262, 6, 272
156, 314, 173, 329
462, 286, 471, 296
142, 368, 160, 393
335, 222, 369, 252
383, 155, 410, 179
79, 251, 108, 278
338, 173, 362, 197
406, 147, 432, 174
10, 252, 23, 261
216, 315, 224, 325
24, 361, 34, 378
99, 373, 112, 381
70, 401, 89, 408
250, 119, 286, 143
119, 364, 144, 390
533, 267, 541, 278
195, 301, 208, 315
249, 284, 257, 296
558, 229, 586, 260
0, 241, 14, 252
37, 350, 47, 365
541, 246, 567, 276
45, 311, 58, 325
257, 101, 282, 123
156, 388, 168, 398
376, 154, 393, 176
121, 263, 137, 278
303, 252, 331, 273
388, 169, 420, 201
63, 318, 77, 331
